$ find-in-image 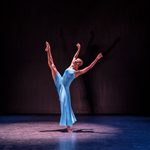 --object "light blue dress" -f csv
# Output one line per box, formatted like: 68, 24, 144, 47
54, 68, 77, 126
